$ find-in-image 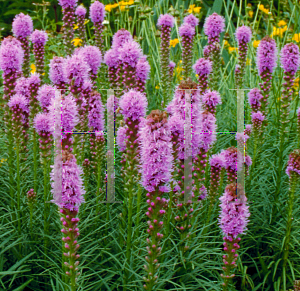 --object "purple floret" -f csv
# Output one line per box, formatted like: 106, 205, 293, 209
12, 13, 33, 38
